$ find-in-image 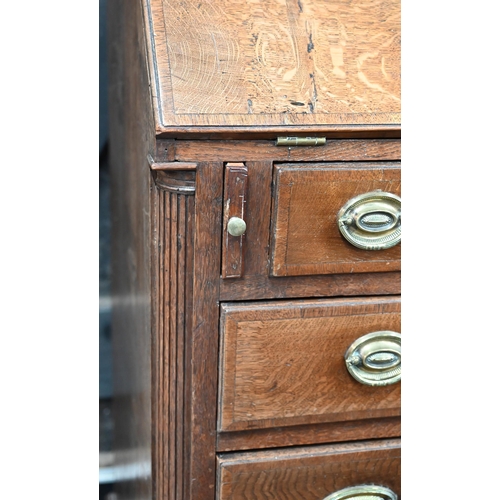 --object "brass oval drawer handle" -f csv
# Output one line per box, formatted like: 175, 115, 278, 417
337, 190, 401, 250
227, 216, 247, 236
345, 331, 401, 386
323, 485, 398, 500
